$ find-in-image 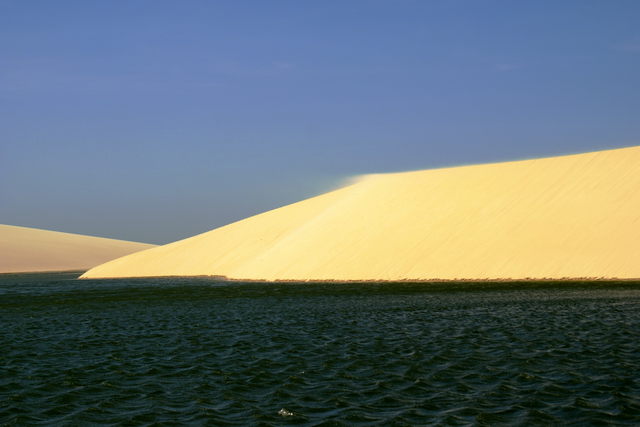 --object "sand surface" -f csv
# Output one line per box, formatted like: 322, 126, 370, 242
82, 146, 640, 281
1, 225, 156, 273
